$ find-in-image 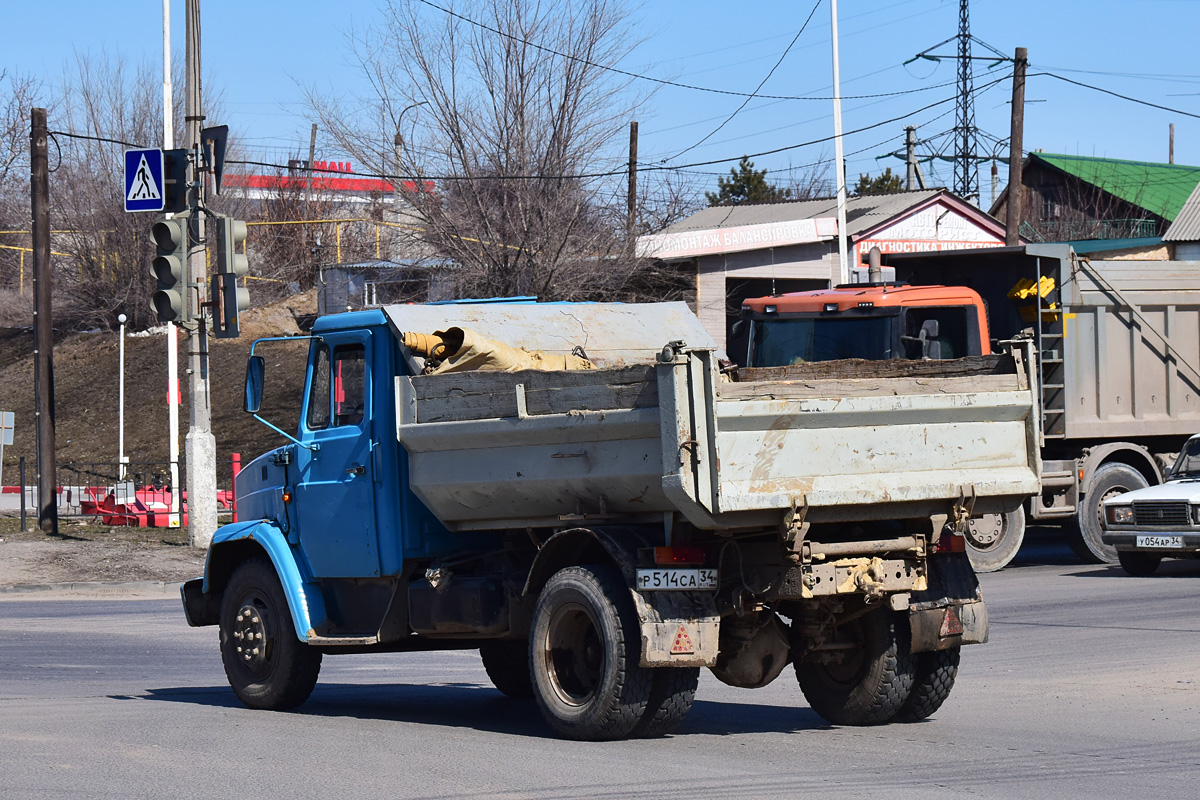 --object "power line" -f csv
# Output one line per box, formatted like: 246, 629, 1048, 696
1034, 71, 1200, 120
